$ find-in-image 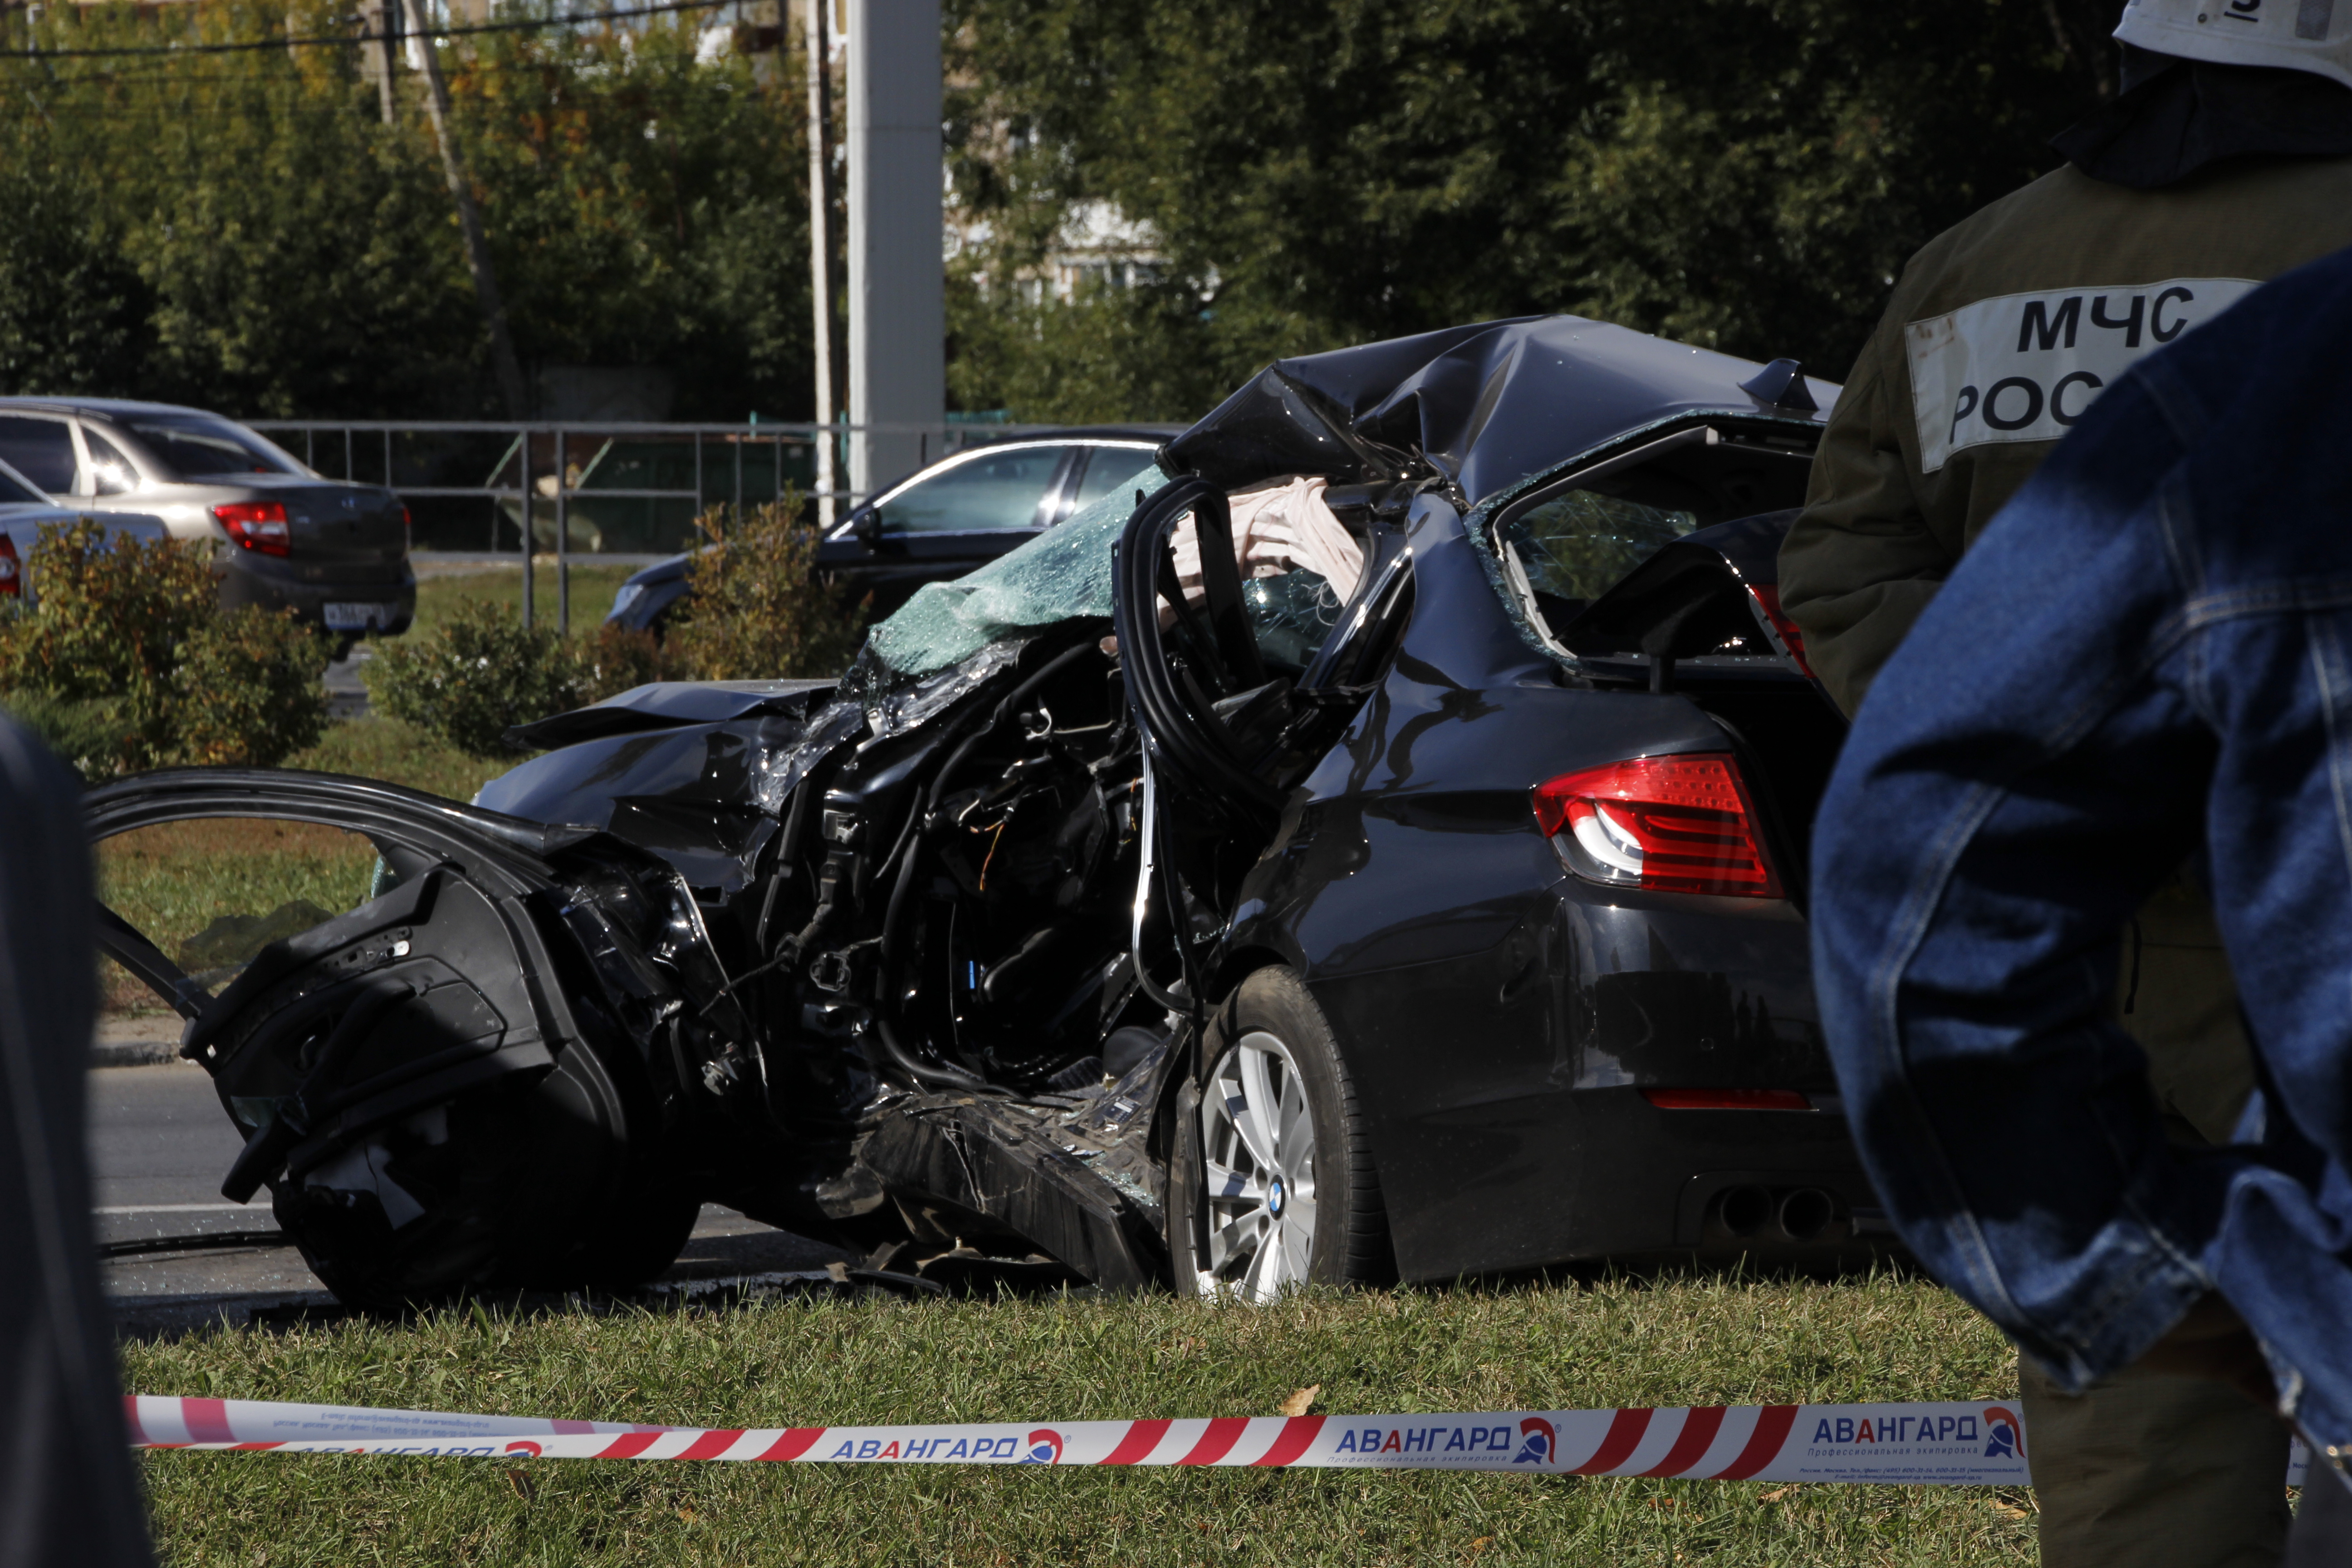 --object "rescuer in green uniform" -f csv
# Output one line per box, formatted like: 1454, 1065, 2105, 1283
1781, 4, 2352, 1562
